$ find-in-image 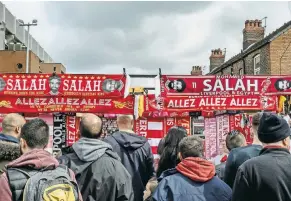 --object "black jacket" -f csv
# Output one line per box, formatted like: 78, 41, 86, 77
59, 137, 134, 201
232, 147, 291, 201
0, 133, 20, 175
224, 144, 262, 188
215, 162, 226, 180
104, 131, 155, 201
